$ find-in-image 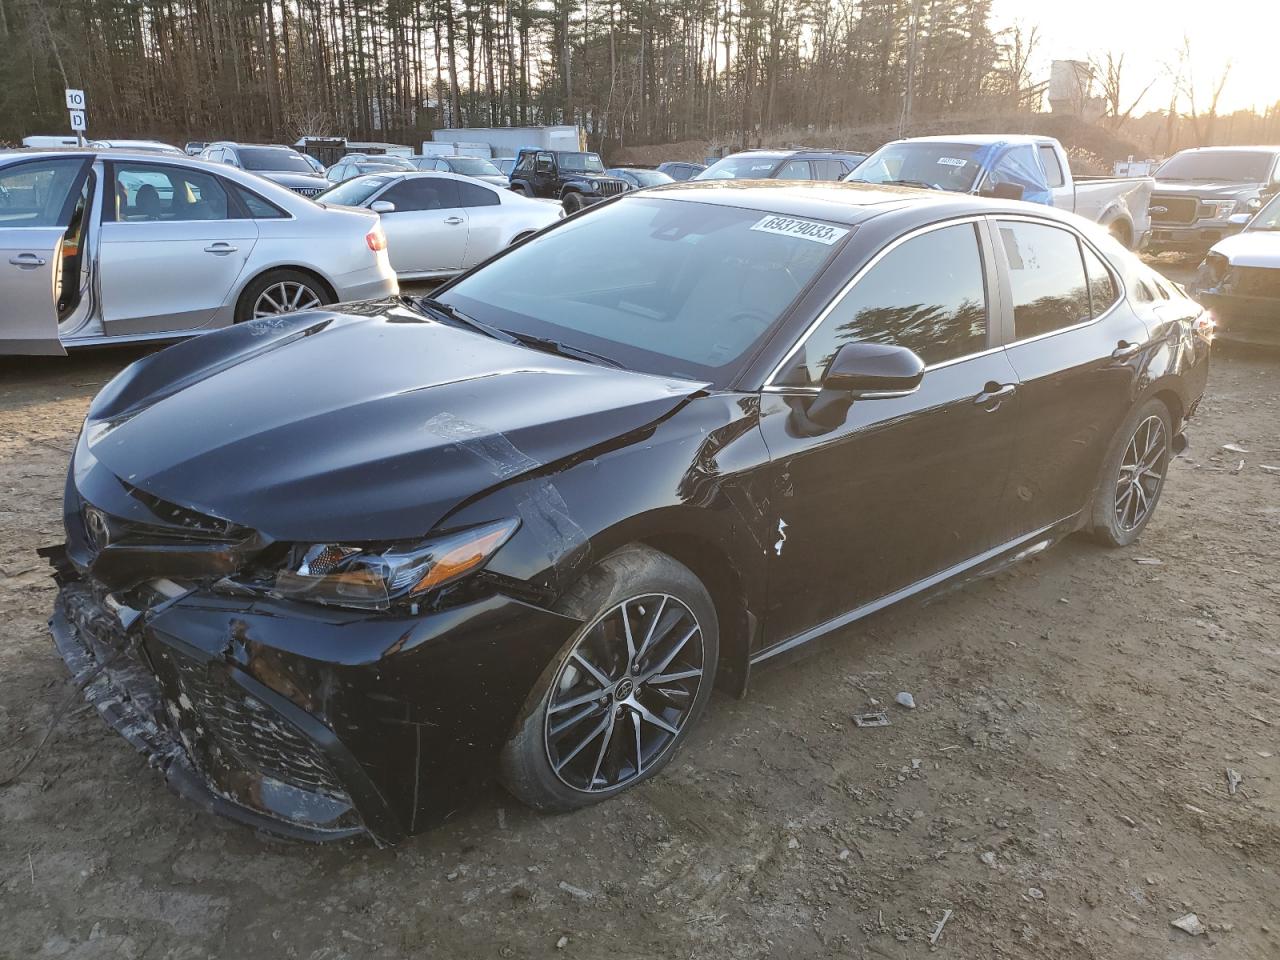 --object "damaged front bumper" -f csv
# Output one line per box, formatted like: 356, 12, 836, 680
46, 554, 578, 844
